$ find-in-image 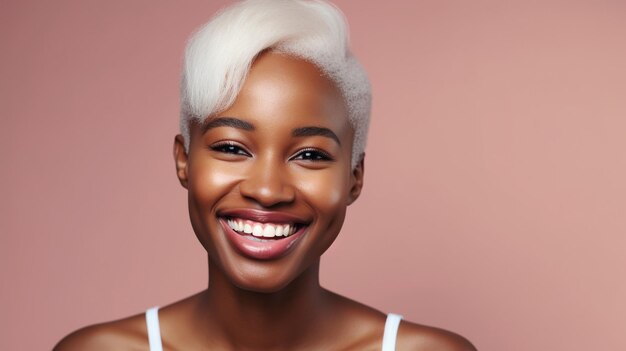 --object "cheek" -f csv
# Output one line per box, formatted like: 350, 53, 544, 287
186, 160, 244, 255
295, 168, 349, 216
296, 169, 350, 255
188, 159, 242, 206
187, 158, 245, 251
